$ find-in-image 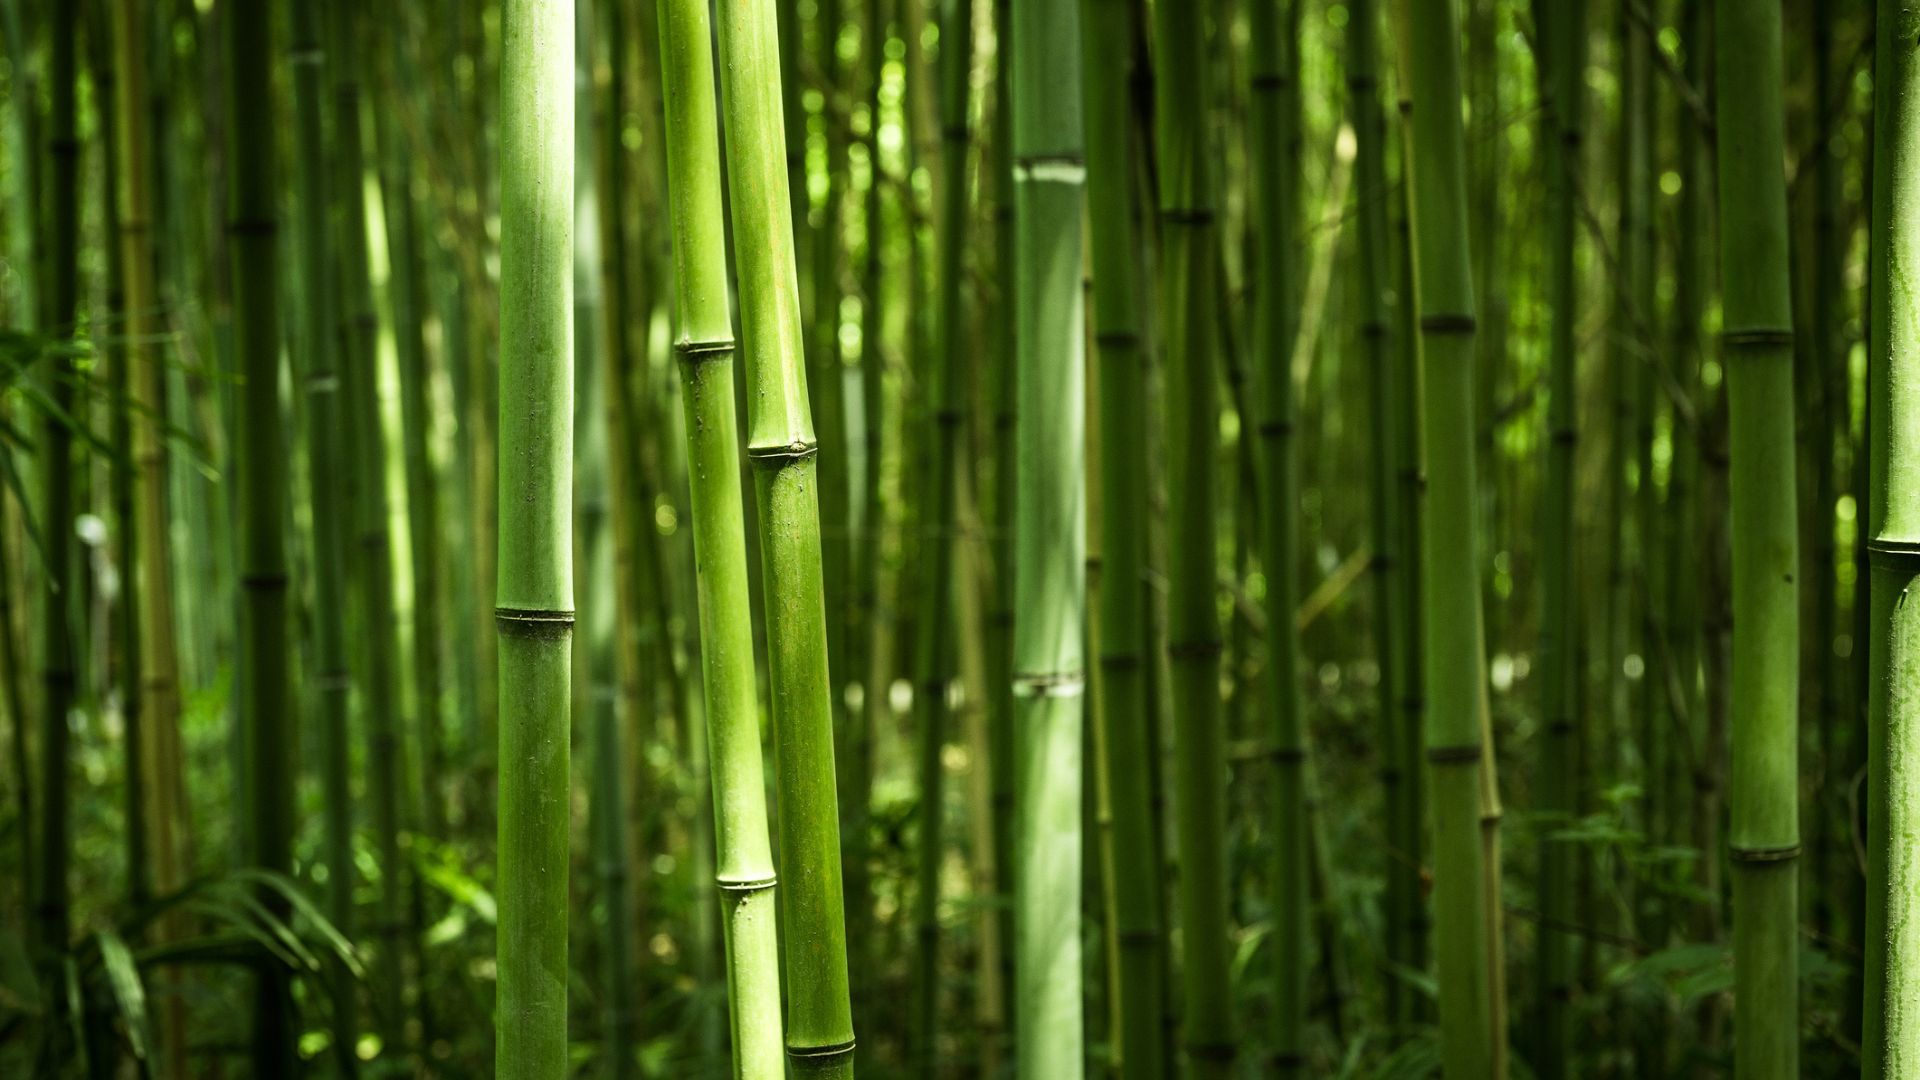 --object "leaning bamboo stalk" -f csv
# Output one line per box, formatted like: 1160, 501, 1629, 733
711, 0, 858, 1071
654, 0, 786, 1072
1712, 3, 1799, 1077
